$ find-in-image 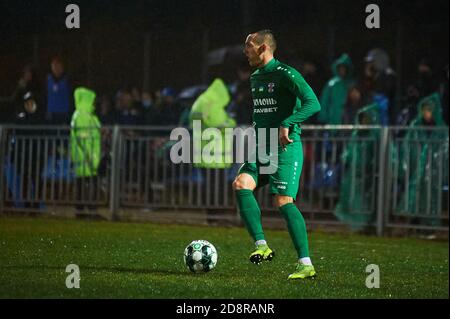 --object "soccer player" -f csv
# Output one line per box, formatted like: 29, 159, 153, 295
233, 30, 321, 280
